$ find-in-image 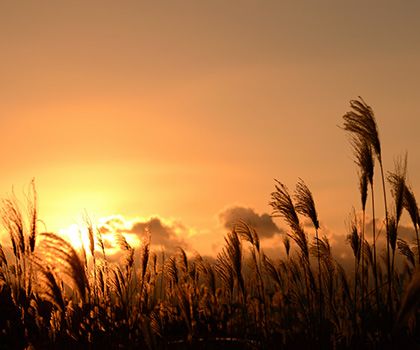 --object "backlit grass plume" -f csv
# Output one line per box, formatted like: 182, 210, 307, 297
352, 137, 374, 210
343, 97, 391, 315
294, 178, 324, 328
294, 178, 319, 230
351, 137, 374, 316
234, 219, 260, 253
402, 184, 420, 265
37, 232, 89, 303
343, 97, 381, 161
32, 256, 65, 312
270, 180, 309, 259
270, 180, 300, 234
